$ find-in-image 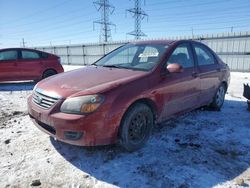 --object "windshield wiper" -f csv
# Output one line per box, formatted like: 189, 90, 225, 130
102, 65, 122, 69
